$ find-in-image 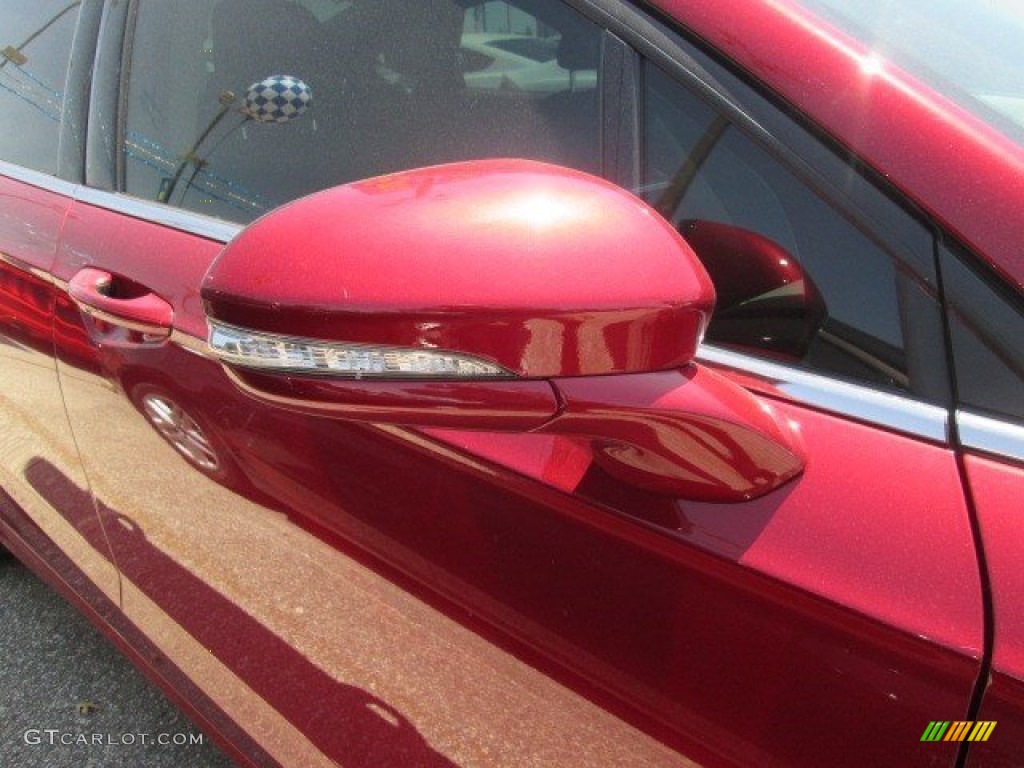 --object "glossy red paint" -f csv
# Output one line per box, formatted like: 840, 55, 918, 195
680, 220, 825, 359
544, 367, 804, 501
965, 454, 1024, 765
964, 456, 1024, 679
430, 384, 984, 659
4, 0, 1019, 765
648, 0, 1024, 291
49, 189, 983, 766
0, 510, 269, 768
225, 364, 803, 501
55, 202, 222, 340
209, 165, 803, 502
0, 175, 122, 626
0, 253, 53, 356
228, 369, 561, 429
681, 220, 813, 310
203, 159, 715, 377
68, 267, 174, 339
